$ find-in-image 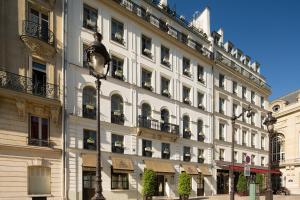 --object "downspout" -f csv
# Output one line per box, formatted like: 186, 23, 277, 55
63, 0, 68, 199
211, 55, 216, 195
